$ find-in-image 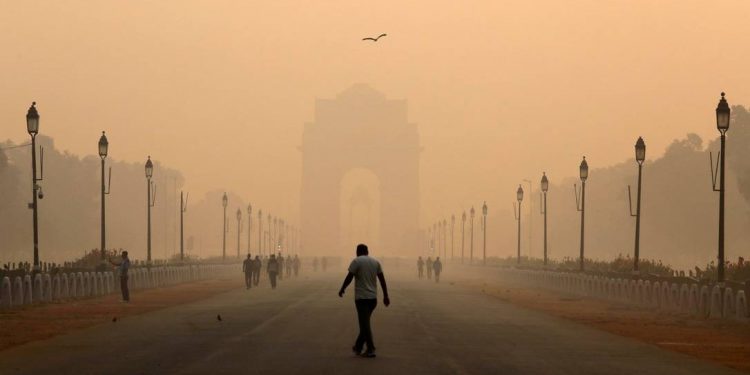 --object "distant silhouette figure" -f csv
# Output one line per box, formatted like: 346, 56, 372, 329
417, 256, 424, 279
426, 257, 433, 280
433, 257, 443, 283
243, 254, 254, 289
362, 33, 387, 42
338, 244, 390, 358
293, 255, 301, 277
267, 254, 280, 289
109, 251, 130, 302
253, 255, 262, 286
